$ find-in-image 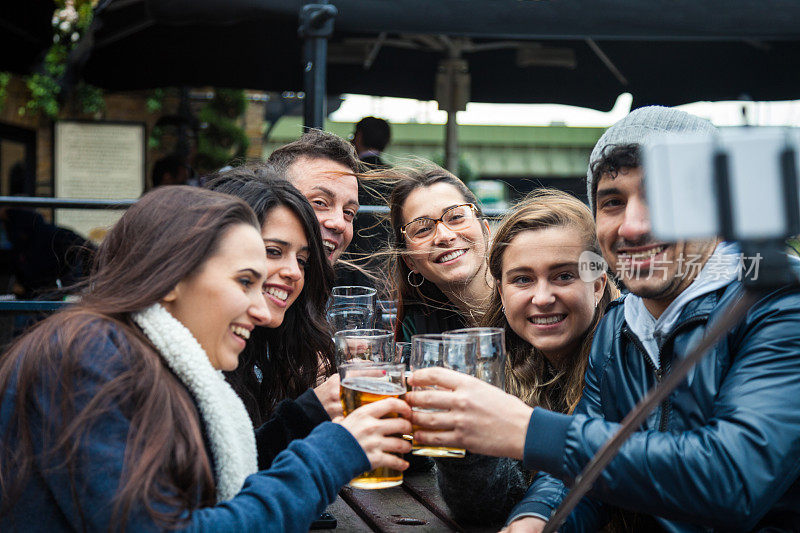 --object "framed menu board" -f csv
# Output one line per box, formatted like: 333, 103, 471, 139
54, 120, 145, 241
